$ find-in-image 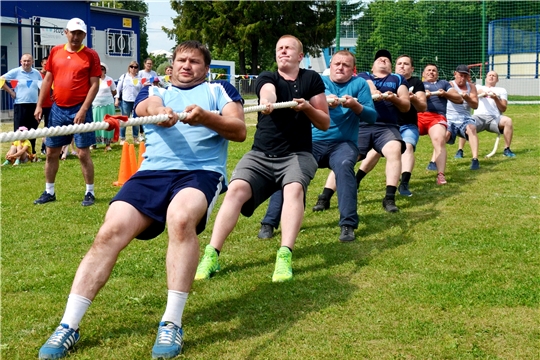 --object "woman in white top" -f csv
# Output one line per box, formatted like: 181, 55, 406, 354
115, 60, 142, 144
92, 62, 117, 151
